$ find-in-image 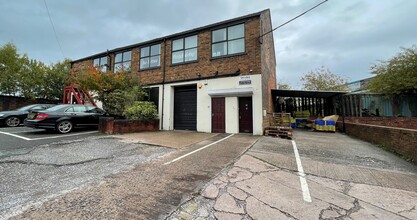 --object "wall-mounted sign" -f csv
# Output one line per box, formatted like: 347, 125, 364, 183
239, 76, 251, 85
